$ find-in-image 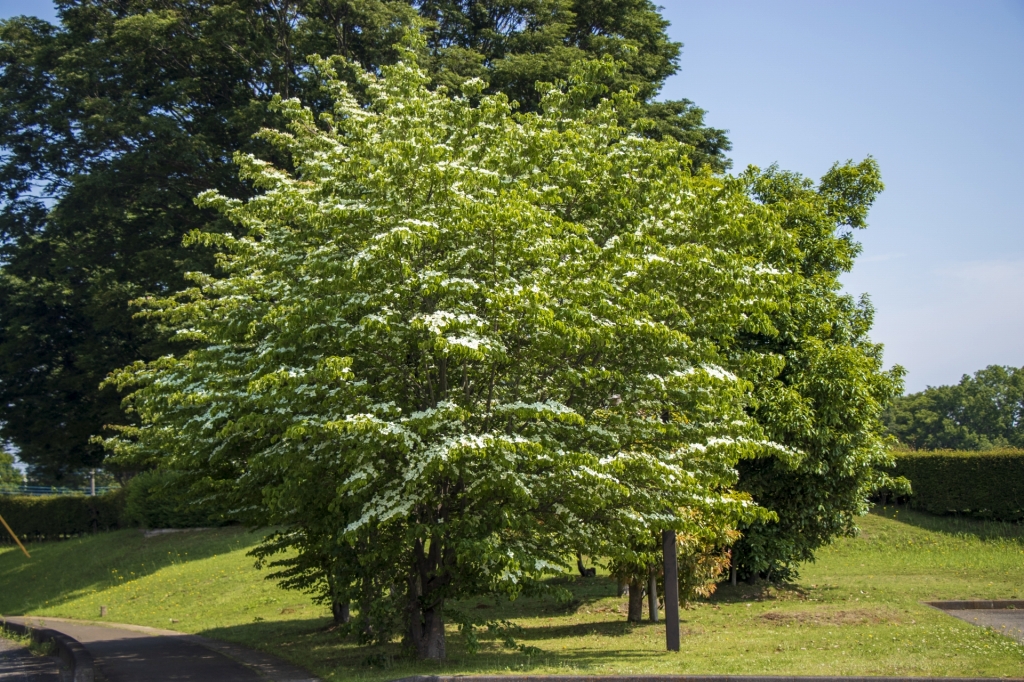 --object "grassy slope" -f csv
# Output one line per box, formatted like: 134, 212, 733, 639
1, 509, 1023, 680
0, 527, 319, 630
